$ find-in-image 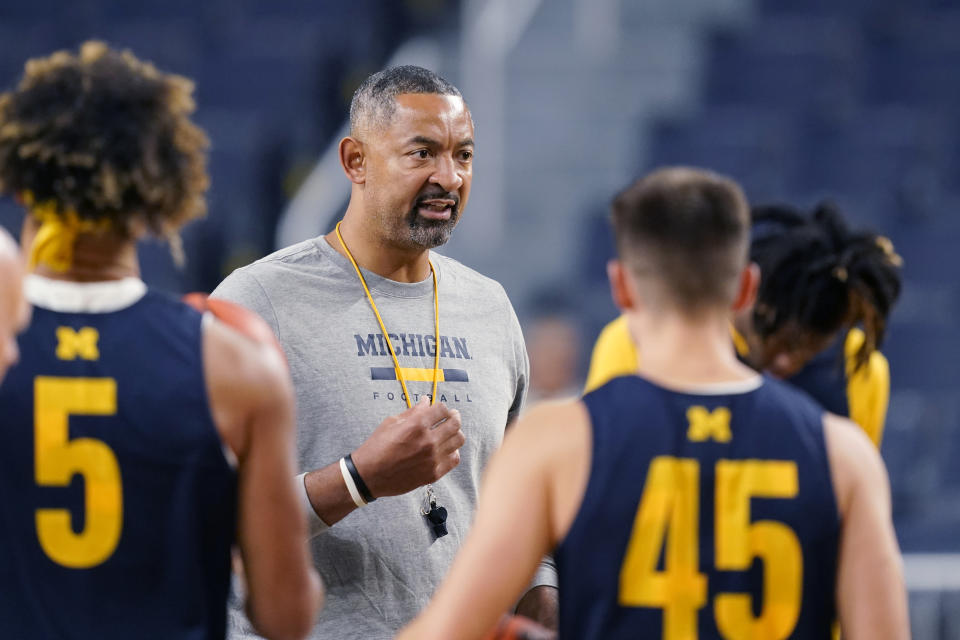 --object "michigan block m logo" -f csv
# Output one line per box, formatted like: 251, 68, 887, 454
686, 406, 732, 443
56, 327, 100, 361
